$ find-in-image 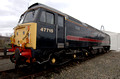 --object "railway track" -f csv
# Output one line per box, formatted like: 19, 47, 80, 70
0, 55, 10, 59
0, 49, 4, 52
0, 48, 12, 59
0, 69, 15, 74
0, 60, 75, 79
